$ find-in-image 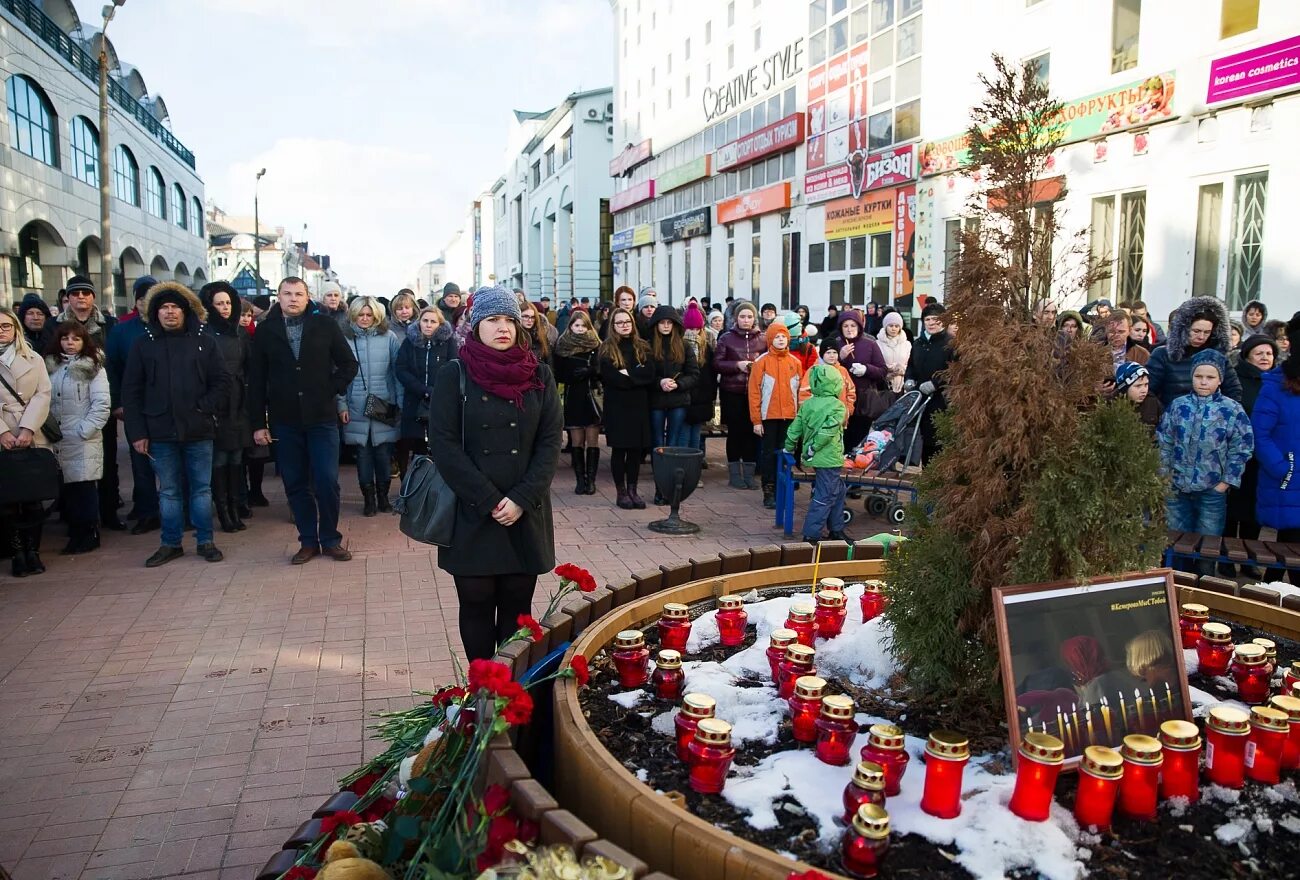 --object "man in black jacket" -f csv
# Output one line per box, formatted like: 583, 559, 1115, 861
248, 277, 359, 564
122, 282, 230, 567
905, 301, 955, 466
